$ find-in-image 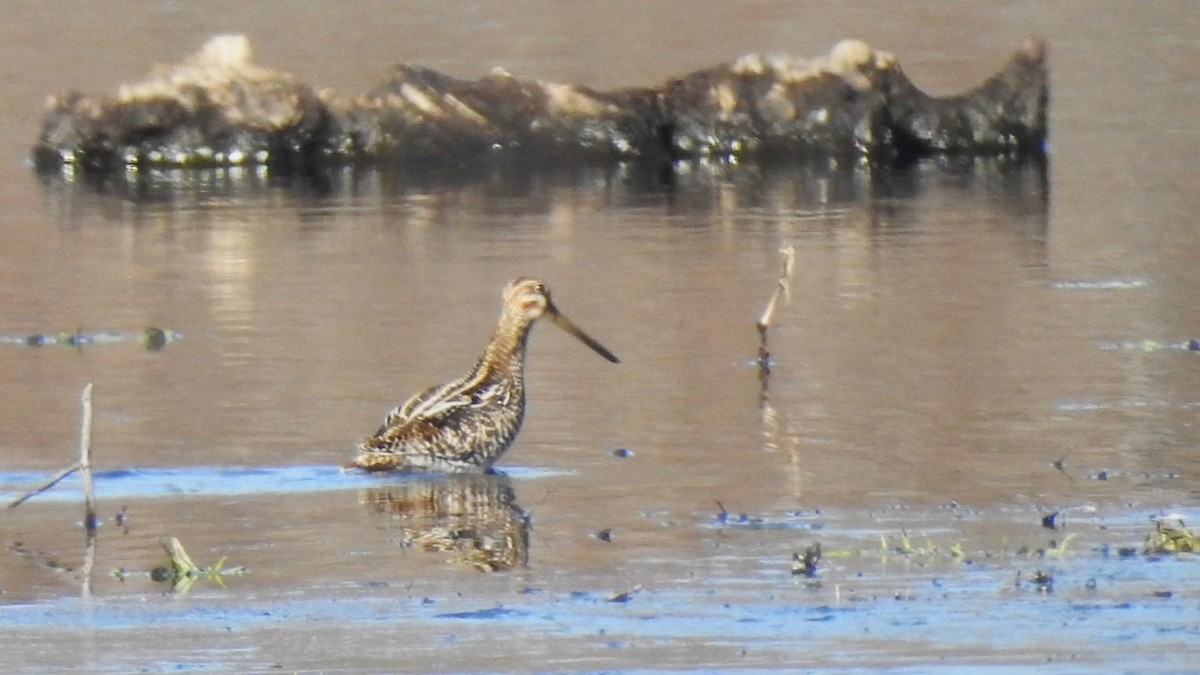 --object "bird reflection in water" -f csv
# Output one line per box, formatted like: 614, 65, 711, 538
360, 473, 529, 572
